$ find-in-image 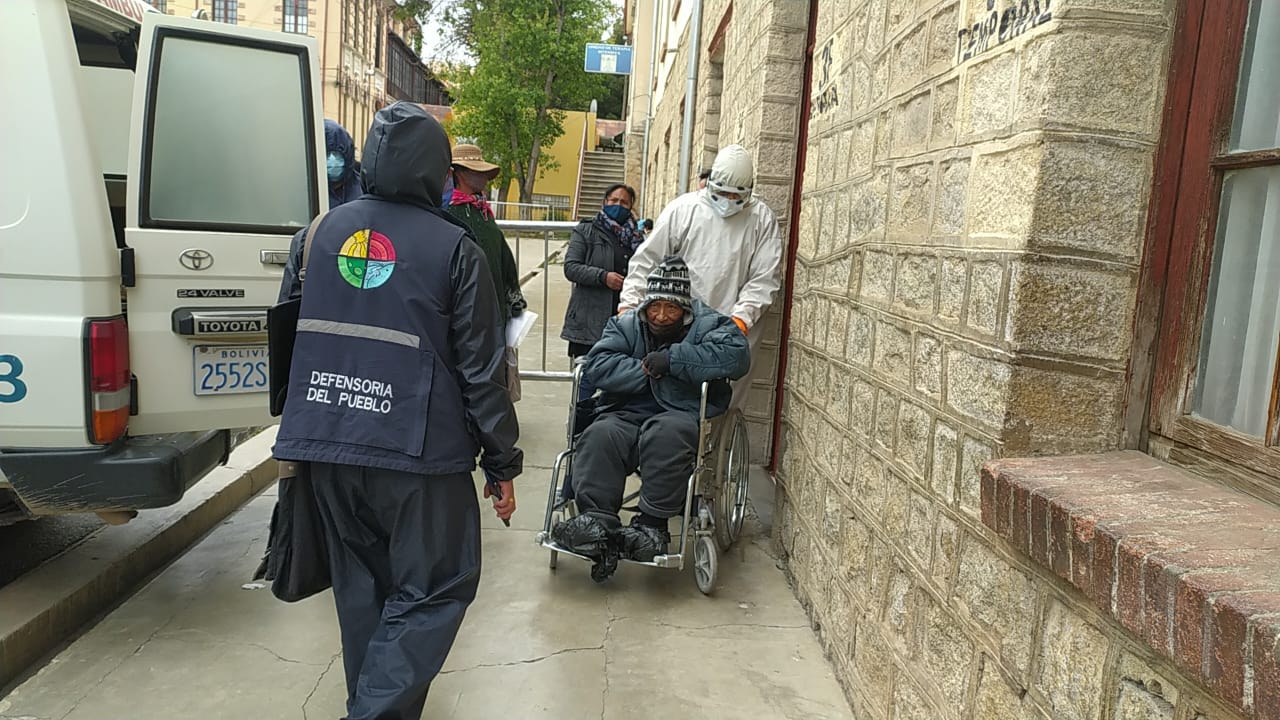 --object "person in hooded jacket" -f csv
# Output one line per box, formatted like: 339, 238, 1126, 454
277, 119, 364, 303
619, 145, 784, 407
273, 102, 522, 720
